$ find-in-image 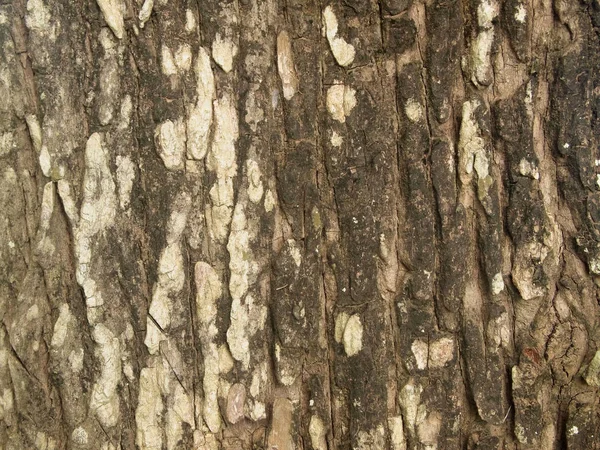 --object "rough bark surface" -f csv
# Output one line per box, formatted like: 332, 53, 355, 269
1, 0, 600, 448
